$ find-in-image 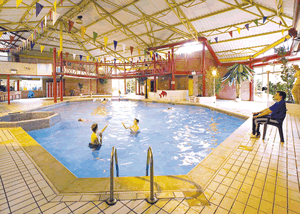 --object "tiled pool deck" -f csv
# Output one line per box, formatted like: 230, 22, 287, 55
0, 97, 300, 214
